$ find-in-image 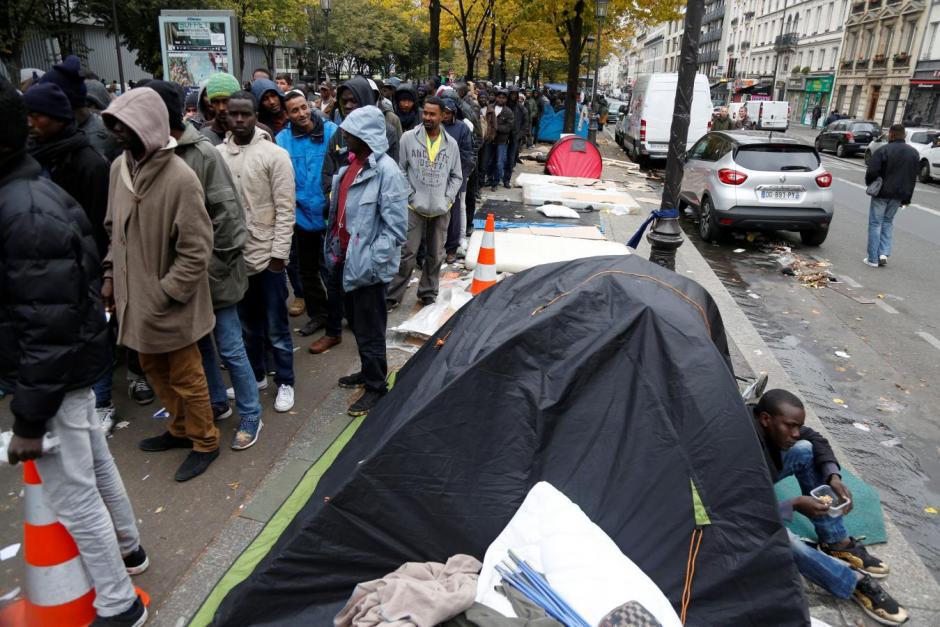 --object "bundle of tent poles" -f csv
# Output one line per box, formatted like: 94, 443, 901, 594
495, 551, 591, 627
